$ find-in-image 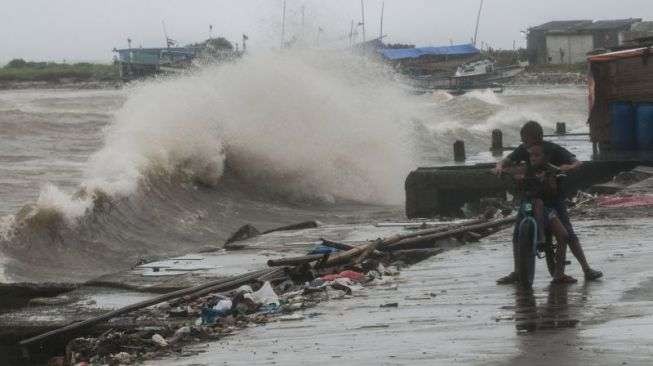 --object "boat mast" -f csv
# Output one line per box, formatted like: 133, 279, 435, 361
162, 20, 170, 48
280, 0, 287, 49
379, 1, 384, 40
360, 0, 366, 42
472, 0, 484, 47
